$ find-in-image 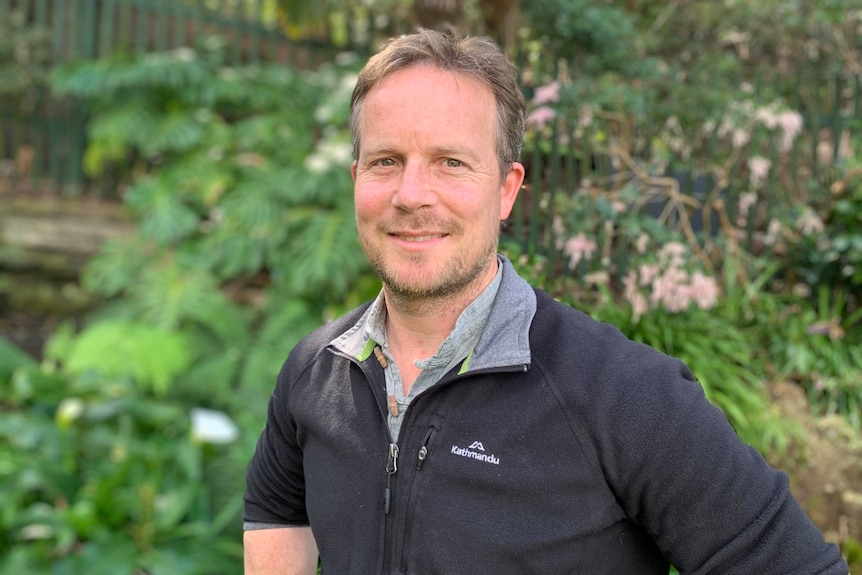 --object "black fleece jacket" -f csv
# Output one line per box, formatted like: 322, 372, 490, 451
245, 270, 848, 574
